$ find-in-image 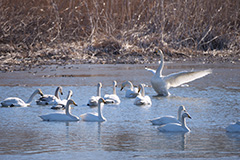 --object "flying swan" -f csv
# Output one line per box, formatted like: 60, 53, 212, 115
36, 86, 63, 105
158, 112, 192, 132
39, 99, 79, 121
134, 84, 152, 106
104, 81, 121, 104
150, 105, 186, 125
120, 81, 140, 98
226, 121, 240, 132
51, 90, 73, 110
1, 89, 43, 107
145, 49, 212, 96
80, 98, 107, 122
87, 82, 102, 106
